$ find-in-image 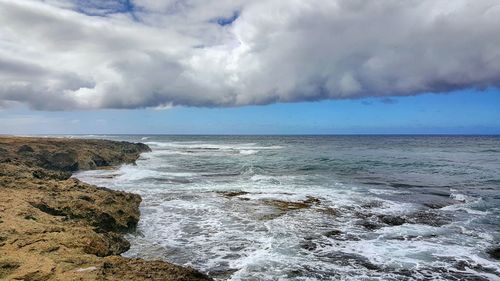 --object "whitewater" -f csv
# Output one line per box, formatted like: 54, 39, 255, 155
75, 135, 500, 280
